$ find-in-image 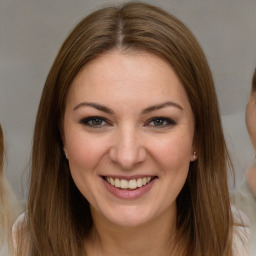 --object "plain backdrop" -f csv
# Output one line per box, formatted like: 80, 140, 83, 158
0, 0, 256, 199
